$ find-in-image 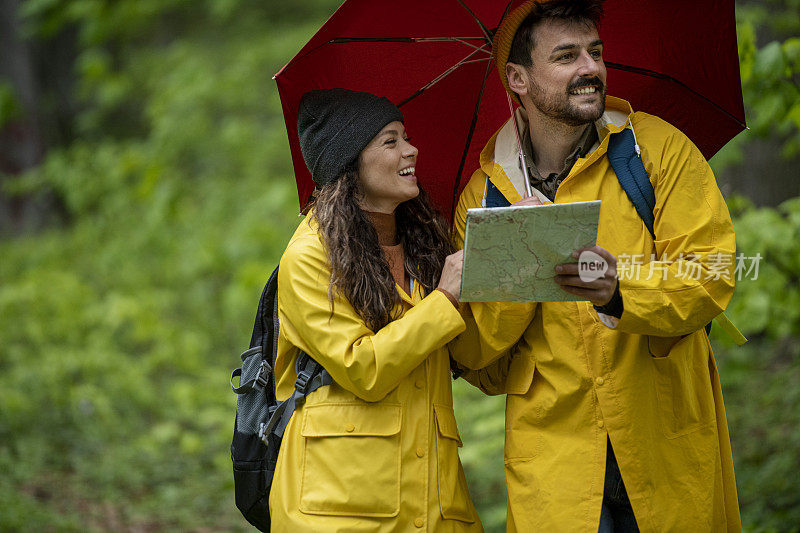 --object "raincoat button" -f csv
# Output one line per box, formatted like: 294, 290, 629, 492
415, 379, 425, 389
416, 447, 425, 458
345, 423, 355, 432
414, 517, 424, 528
595, 377, 605, 386
597, 420, 605, 428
